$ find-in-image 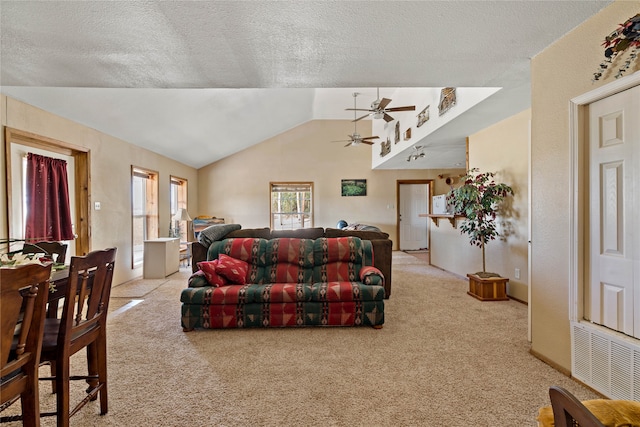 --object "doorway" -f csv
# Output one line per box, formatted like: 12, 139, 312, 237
568, 72, 640, 399
397, 180, 433, 251
4, 128, 90, 257
586, 84, 639, 338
